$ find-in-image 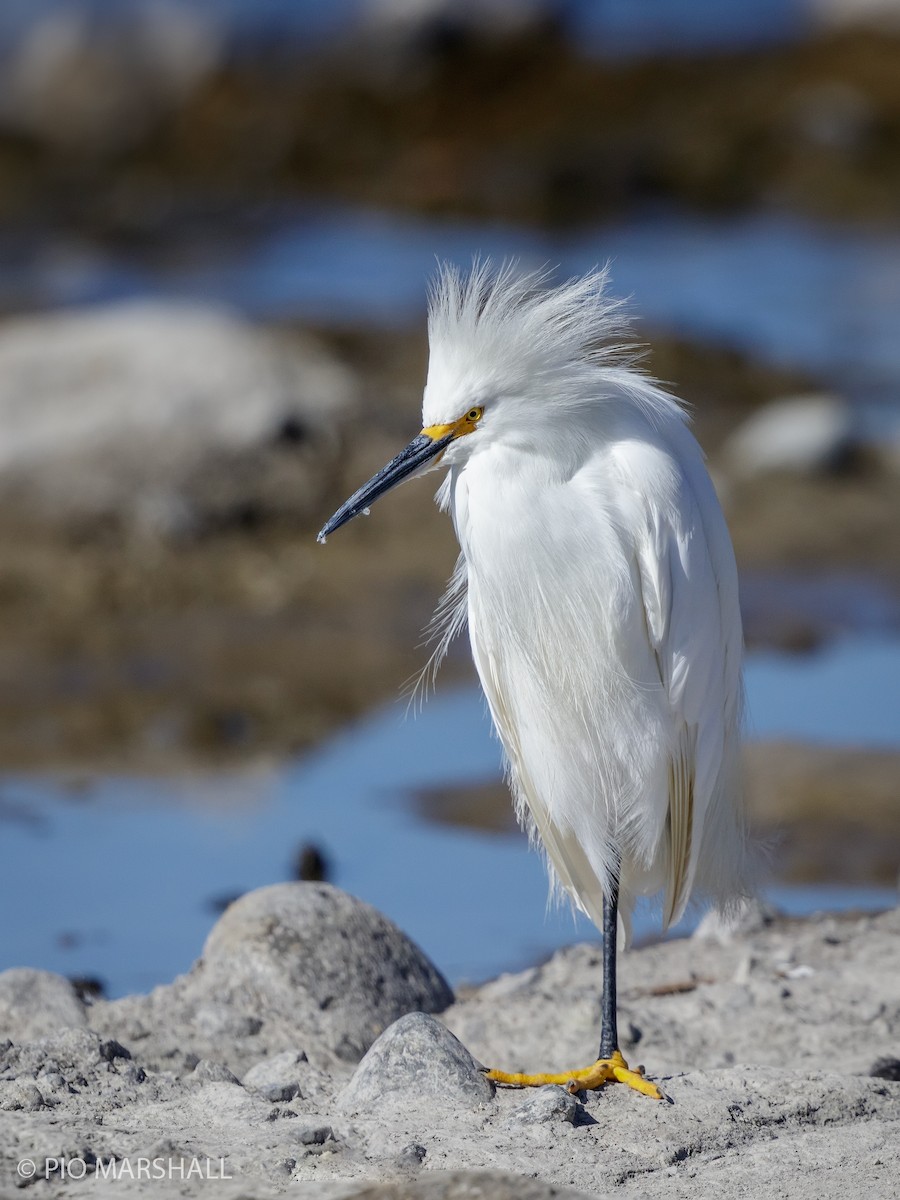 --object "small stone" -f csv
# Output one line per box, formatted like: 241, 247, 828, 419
38, 1071, 66, 1089
398, 1143, 427, 1165
191, 1059, 241, 1086
298, 1124, 335, 1146
339, 1013, 494, 1113
0, 968, 87, 1042
0, 1082, 45, 1112
869, 1056, 900, 1082
507, 1085, 579, 1126
98, 1038, 131, 1063
242, 1049, 331, 1105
